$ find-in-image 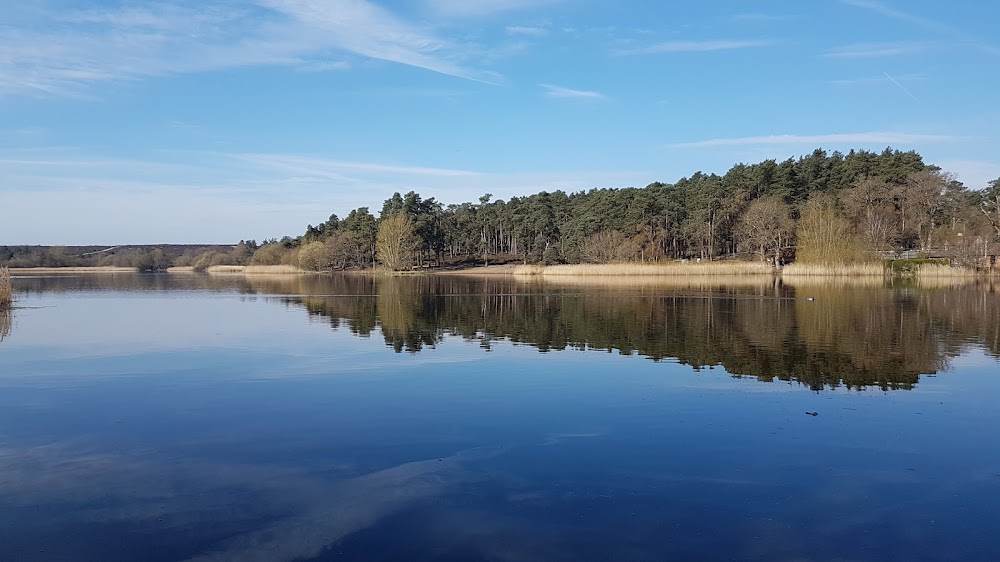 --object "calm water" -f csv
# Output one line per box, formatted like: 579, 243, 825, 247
1, 273, 999, 561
